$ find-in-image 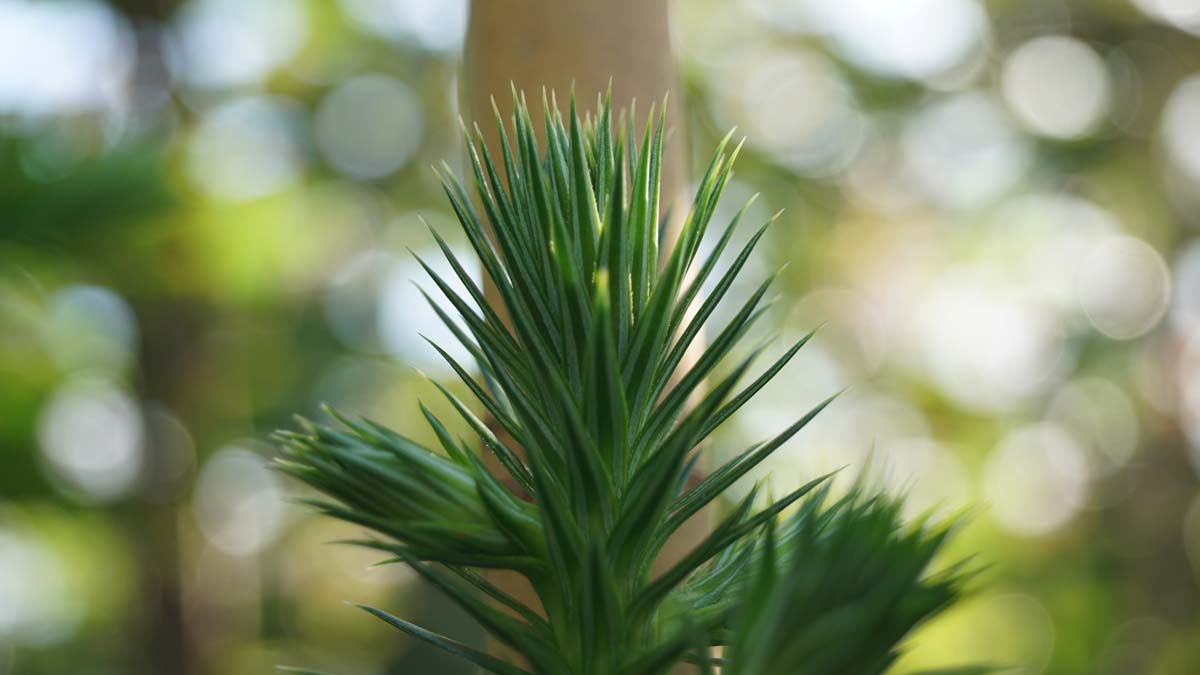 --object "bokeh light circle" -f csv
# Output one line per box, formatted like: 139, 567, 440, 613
902, 91, 1031, 208
315, 74, 424, 180
1163, 75, 1200, 185
173, 0, 309, 89
916, 267, 1063, 412
46, 285, 138, 375
809, 0, 989, 82
186, 96, 307, 201
1077, 235, 1171, 340
1171, 239, 1200, 333
0, 0, 133, 116
339, 0, 468, 52
1048, 377, 1140, 474
984, 423, 1089, 537
193, 445, 284, 556
37, 379, 144, 502
377, 243, 479, 375
0, 529, 79, 646
1131, 0, 1200, 35
710, 47, 866, 176
1001, 36, 1111, 140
